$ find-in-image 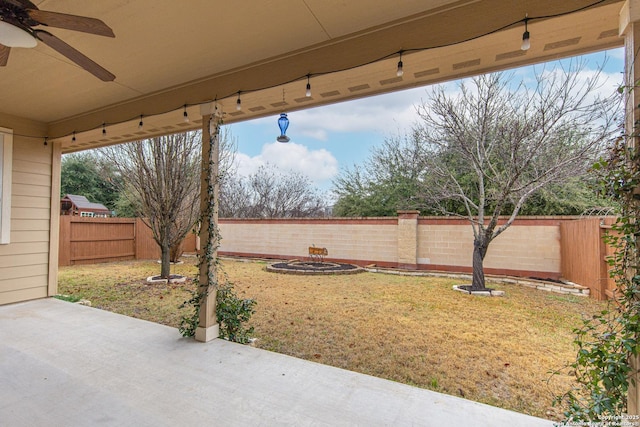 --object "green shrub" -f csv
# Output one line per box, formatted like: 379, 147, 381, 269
53, 294, 82, 303
216, 282, 256, 344
179, 282, 256, 344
